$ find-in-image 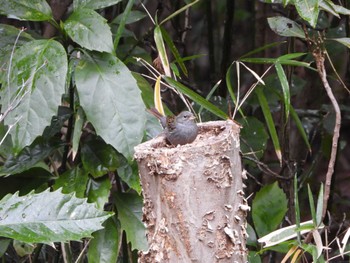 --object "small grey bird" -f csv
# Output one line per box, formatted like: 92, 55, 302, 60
148, 108, 199, 146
